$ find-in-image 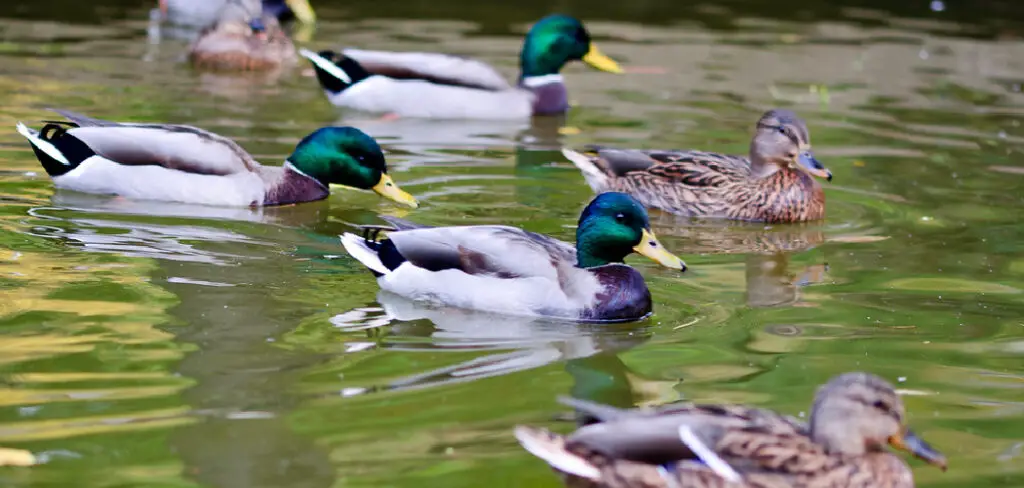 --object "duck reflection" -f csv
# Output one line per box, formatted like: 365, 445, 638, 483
327, 291, 654, 394
650, 214, 830, 308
